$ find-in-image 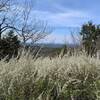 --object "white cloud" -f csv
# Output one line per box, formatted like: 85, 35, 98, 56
31, 9, 87, 43
38, 33, 78, 44
31, 9, 92, 27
